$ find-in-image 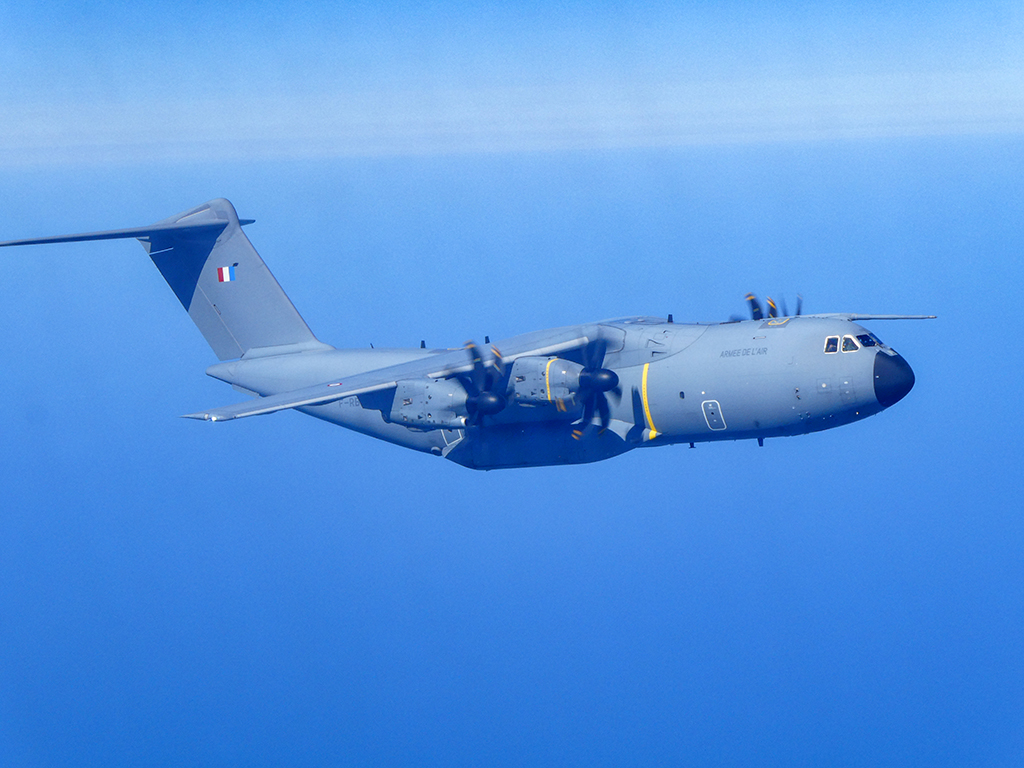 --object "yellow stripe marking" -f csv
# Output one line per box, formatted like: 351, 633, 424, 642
545, 357, 557, 402
642, 362, 658, 438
